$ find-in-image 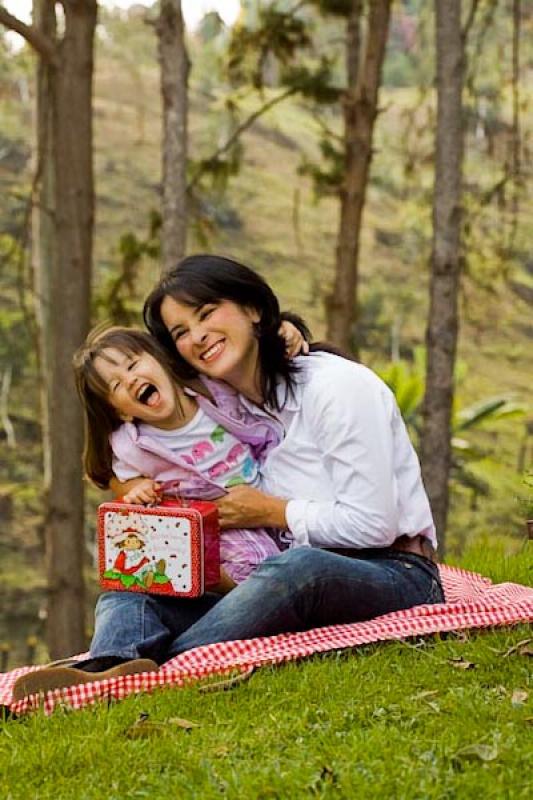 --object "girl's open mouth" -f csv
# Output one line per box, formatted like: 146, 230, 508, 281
137, 384, 159, 406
